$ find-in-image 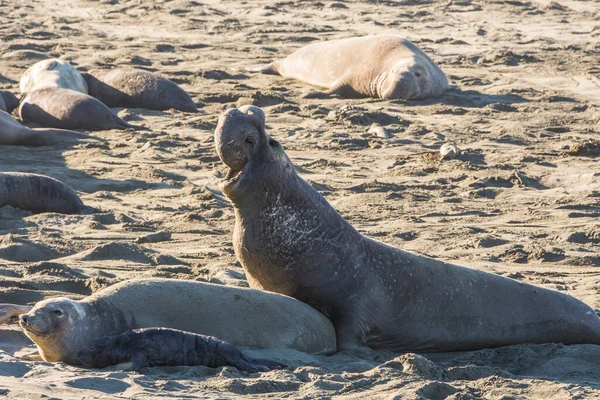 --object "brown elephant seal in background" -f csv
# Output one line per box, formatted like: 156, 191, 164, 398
0, 172, 96, 214
19, 278, 336, 365
0, 90, 18, 113
20, 59, 88, 94
78, 328, 286, 372
82, 69, 198, 112
0, 110, 90, 146
249, 35, 448, 99
0, 304, 31, 324
17, 87, 139, 131
215, 105, 600, 352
